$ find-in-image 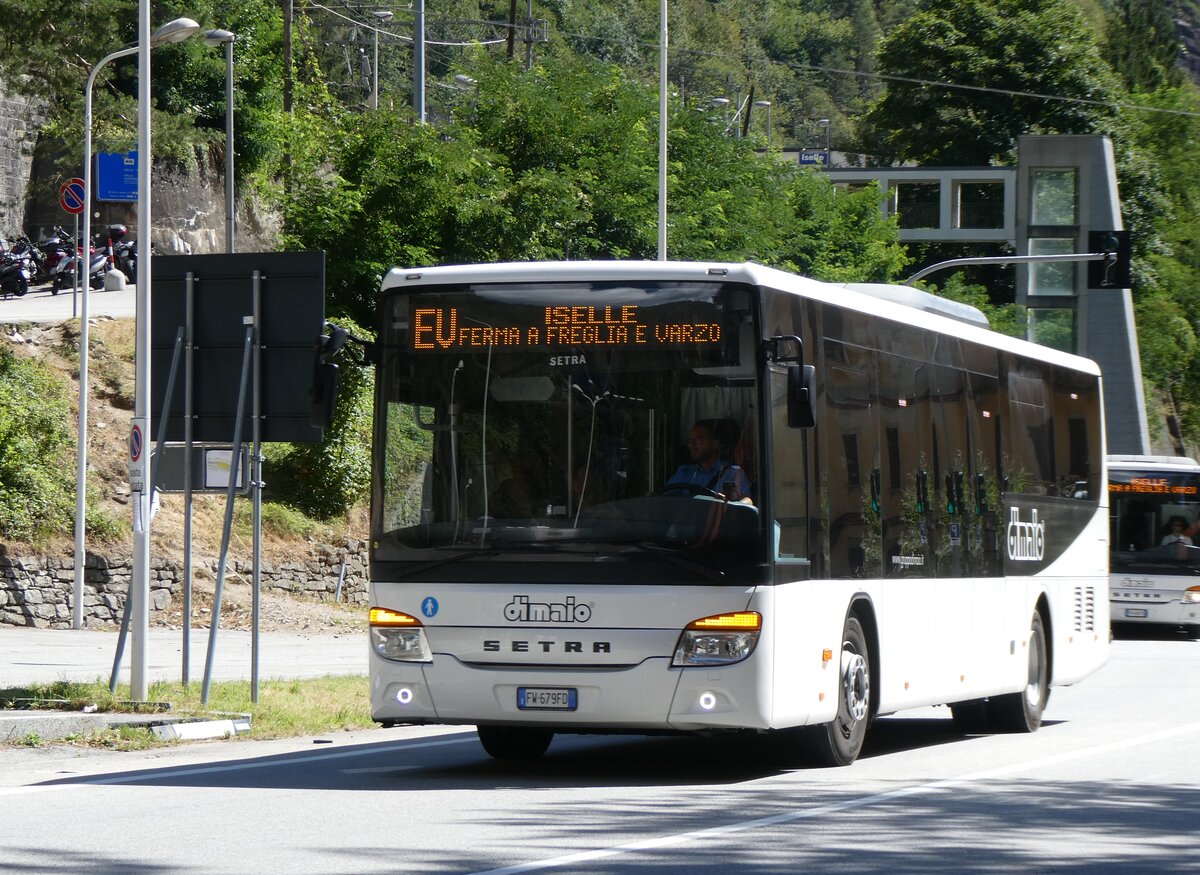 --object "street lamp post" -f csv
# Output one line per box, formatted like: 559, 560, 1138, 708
413, 0, 426, 122
754, 99, 772, 150
203, 29, 236, 253
72, 16, 200, 632
817, 117, 831, 164
371, 10, 393, 109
